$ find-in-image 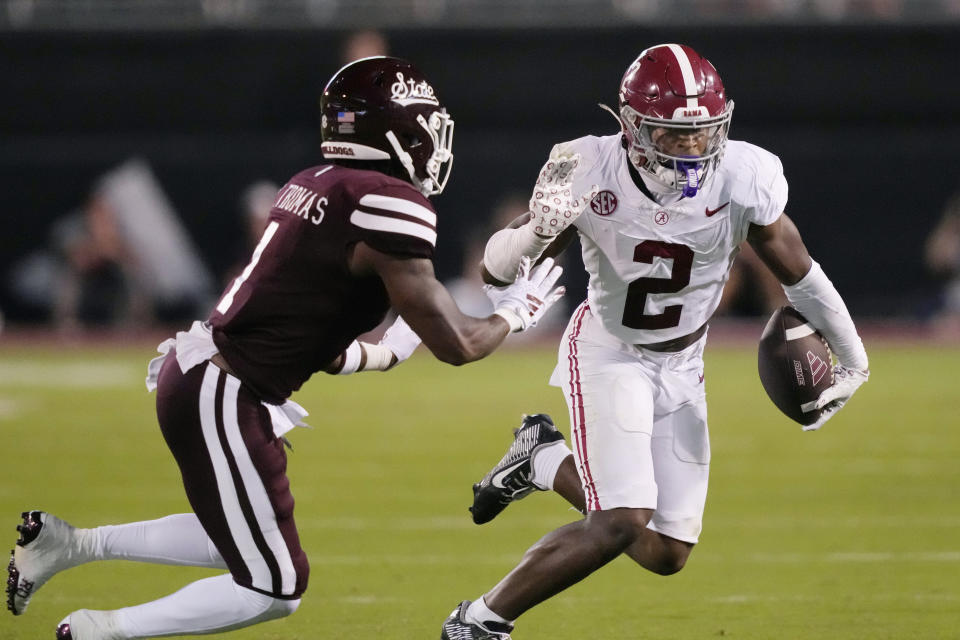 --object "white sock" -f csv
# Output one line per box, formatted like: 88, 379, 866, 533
92, 514, 226, 568
531, 442, 573, 490
114, 573, 299, 638
465, 595, 513, 627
